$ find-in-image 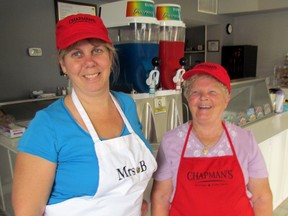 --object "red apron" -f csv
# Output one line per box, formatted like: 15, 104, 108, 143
169, 122, 254, 216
